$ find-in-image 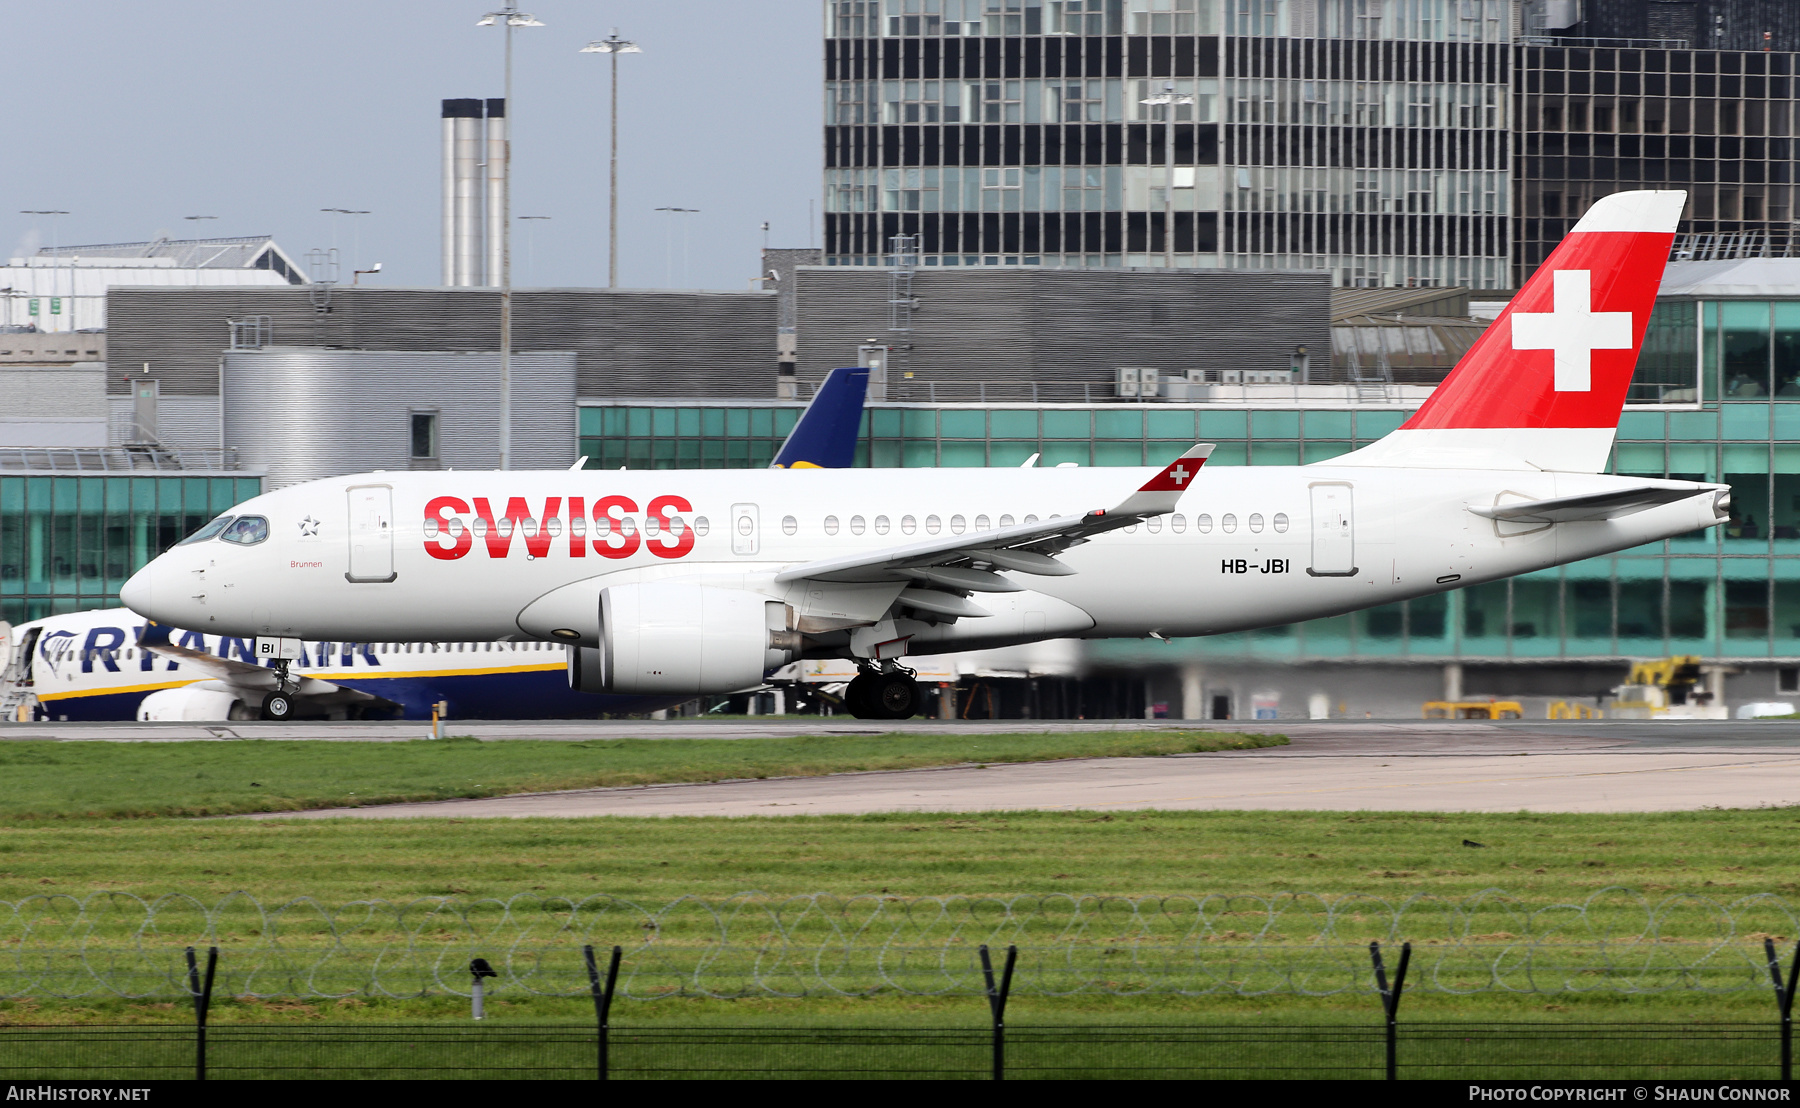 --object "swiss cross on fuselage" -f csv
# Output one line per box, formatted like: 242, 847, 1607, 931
1508, 269, 1635, 393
